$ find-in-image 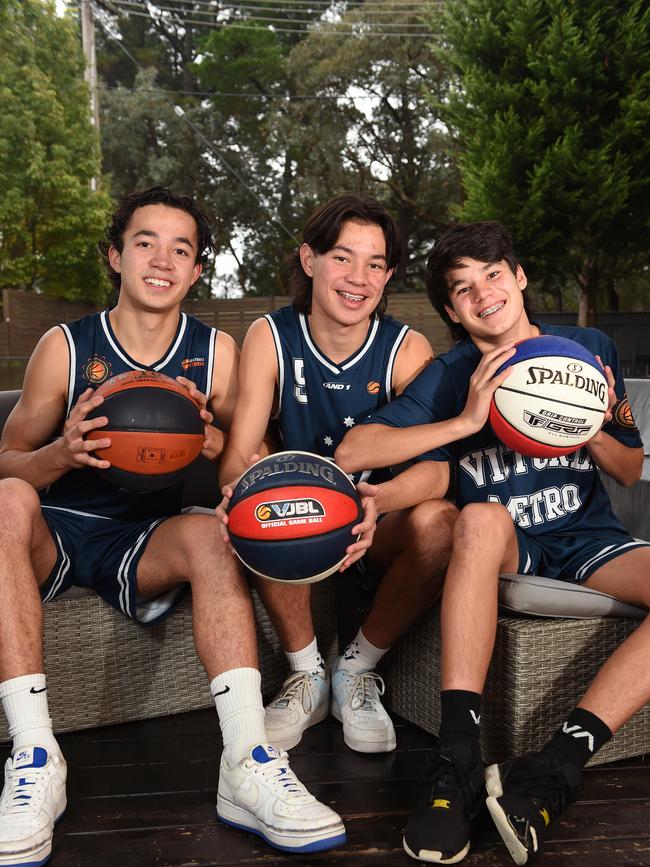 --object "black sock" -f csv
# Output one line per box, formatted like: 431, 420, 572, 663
541, 708, 612, 769
439, 690, 482, 743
